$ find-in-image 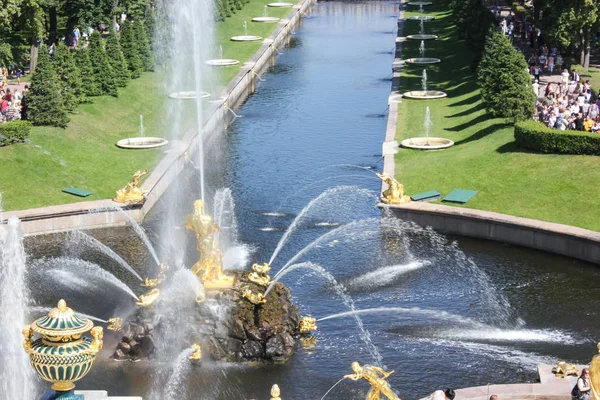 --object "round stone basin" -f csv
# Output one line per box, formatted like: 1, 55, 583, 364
405, 57, 441, 65
407, 15, 435, 21
205, 59, 240, 66
116, 137, 169, 149
252, 16, 281, 22
267, 2, 293, 6
407, 1, 432, 5
407, 34, 438, 40
231, 35, 263, 42
403, 90, 447, 99
401, 137, 454, 150
168, 91, 211, 100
